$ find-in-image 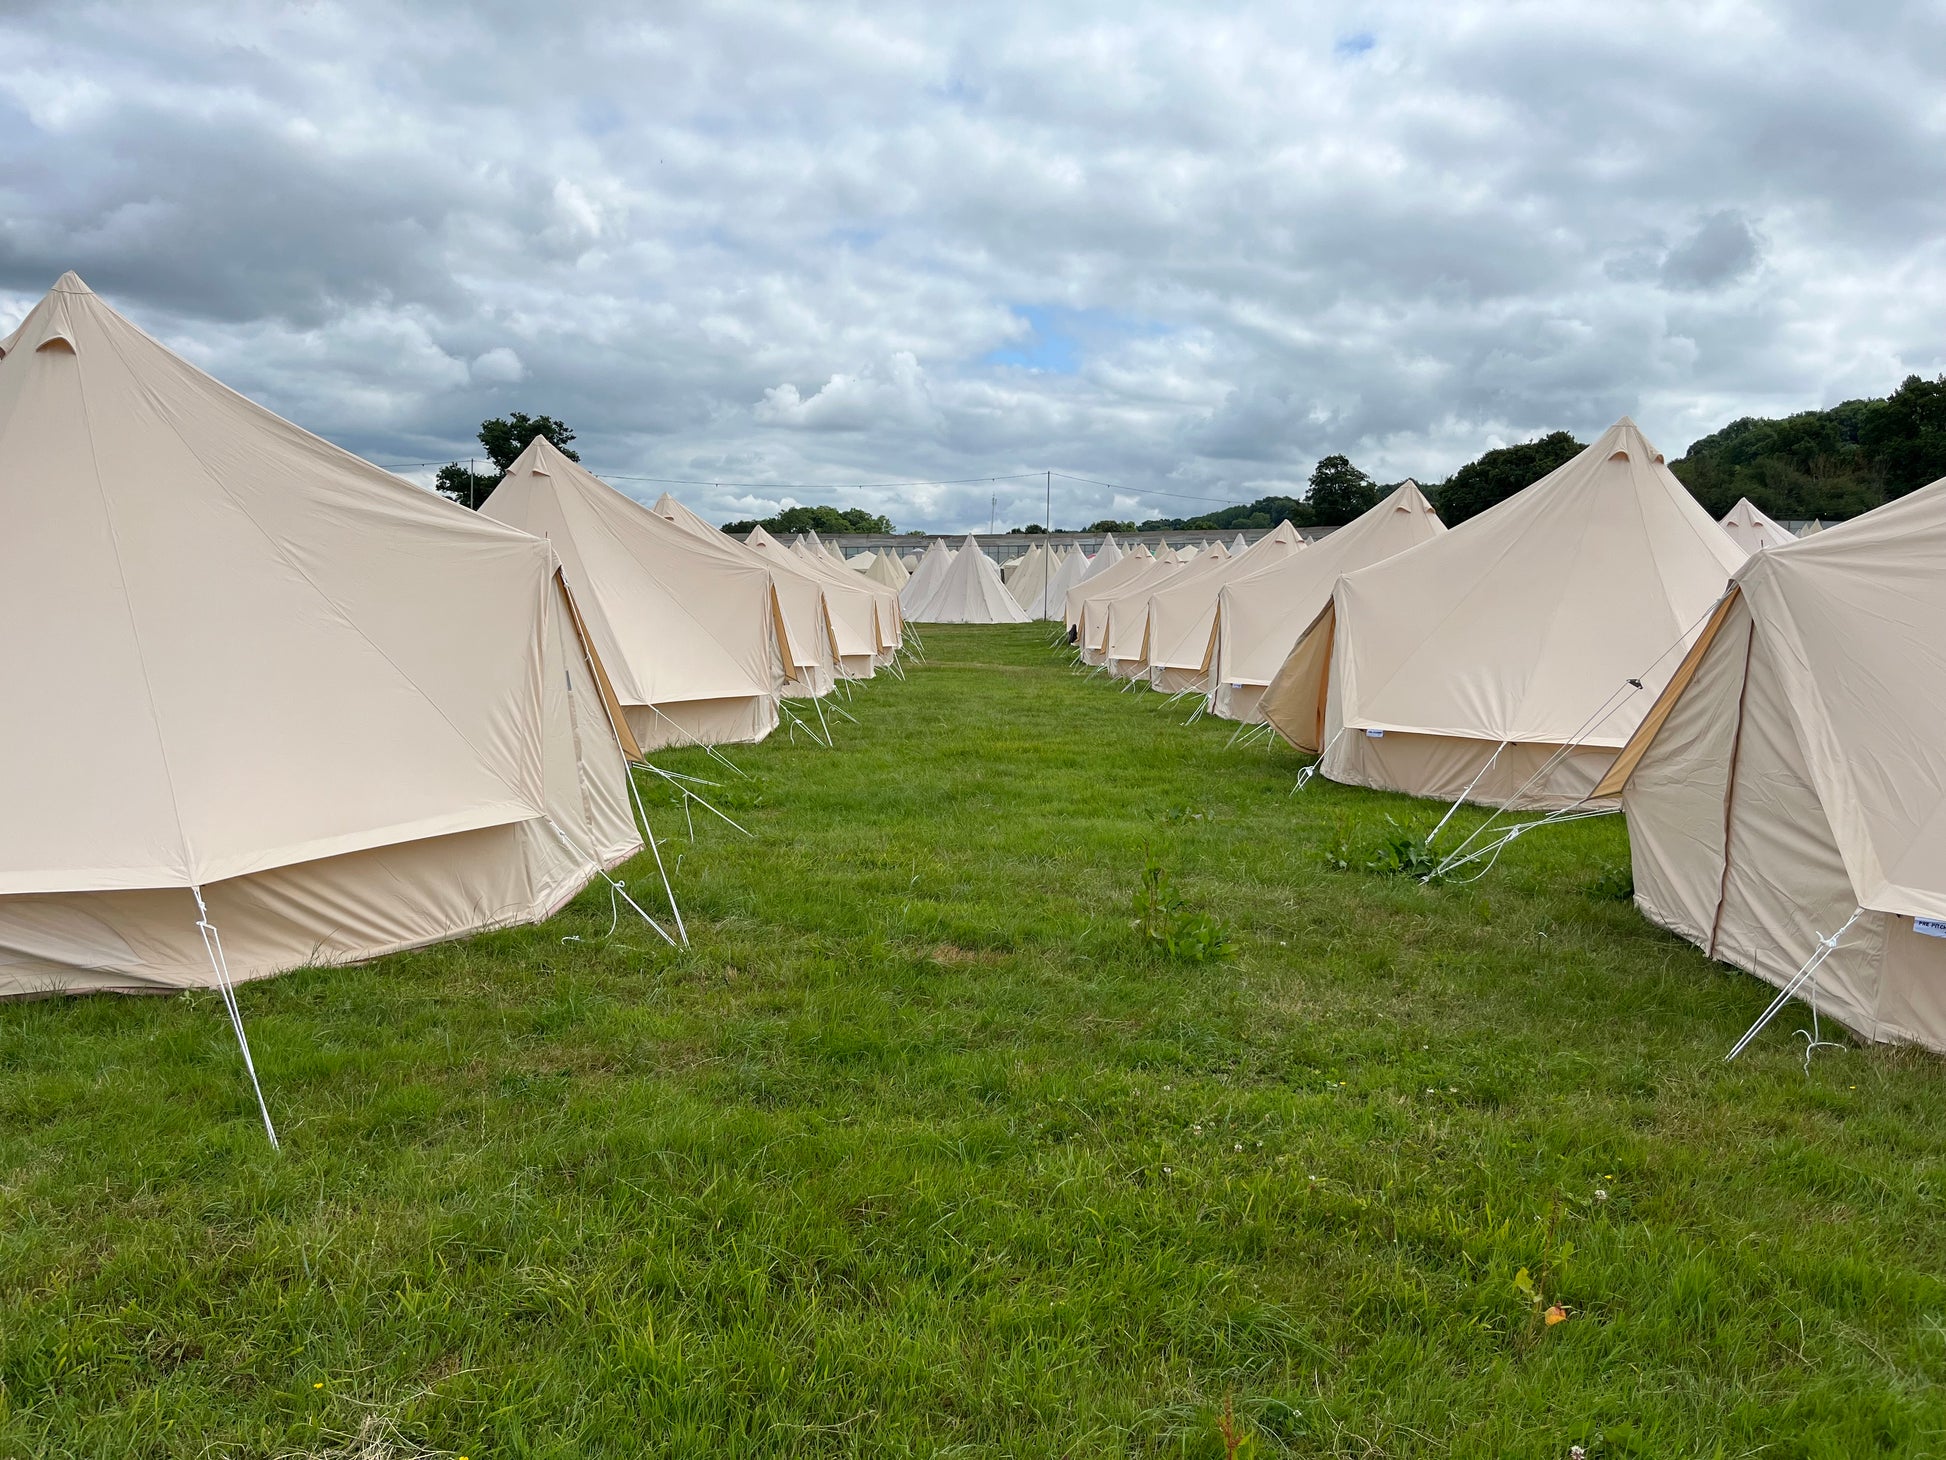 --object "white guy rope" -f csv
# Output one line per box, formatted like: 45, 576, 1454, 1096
1292, 728, 1346, 794
1725, 908, 1864, 1065
1428, 740, 1511, 846
190, 885, 279, 1150
543, 815, 679, 949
